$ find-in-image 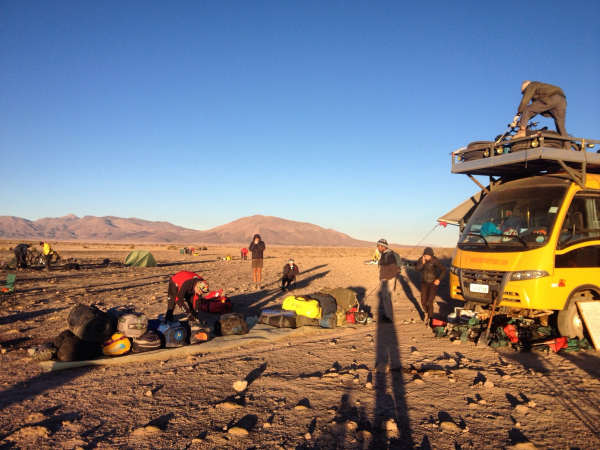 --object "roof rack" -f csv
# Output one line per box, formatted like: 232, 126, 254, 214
452, 135, 600, 188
